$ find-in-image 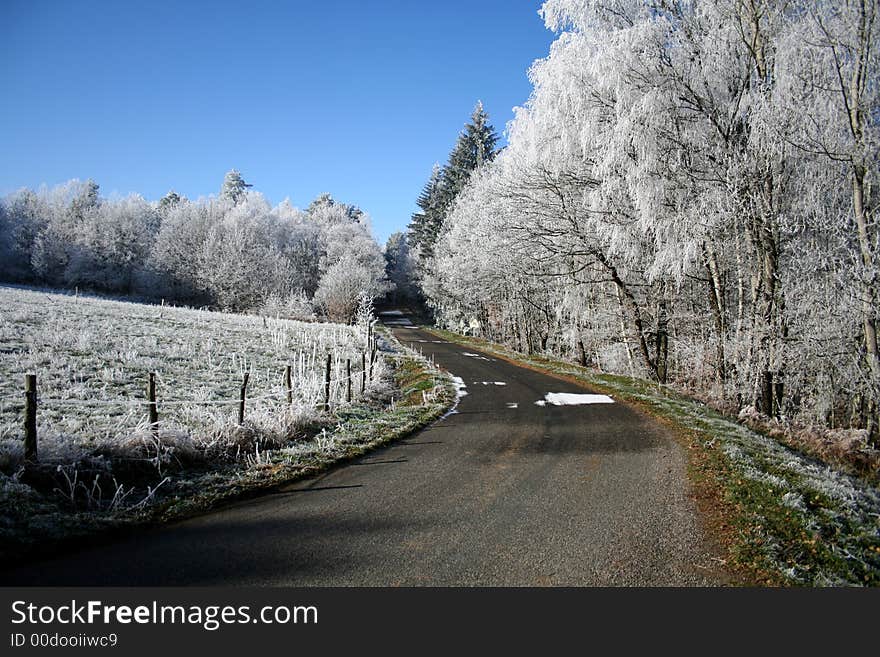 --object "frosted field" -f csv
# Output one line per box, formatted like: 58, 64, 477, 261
0, 286, 384, 469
